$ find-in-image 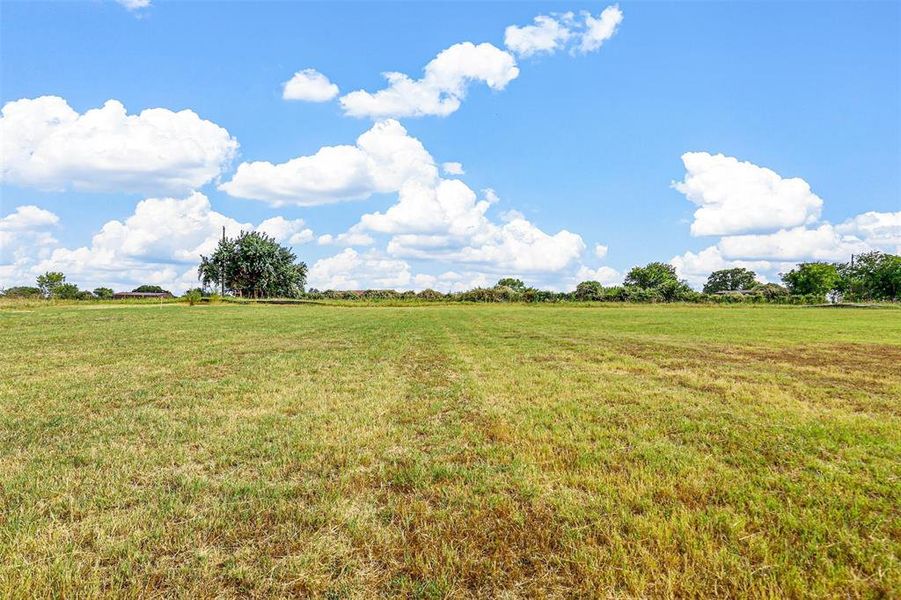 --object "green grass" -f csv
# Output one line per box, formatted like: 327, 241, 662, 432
1, 303, 899, 598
